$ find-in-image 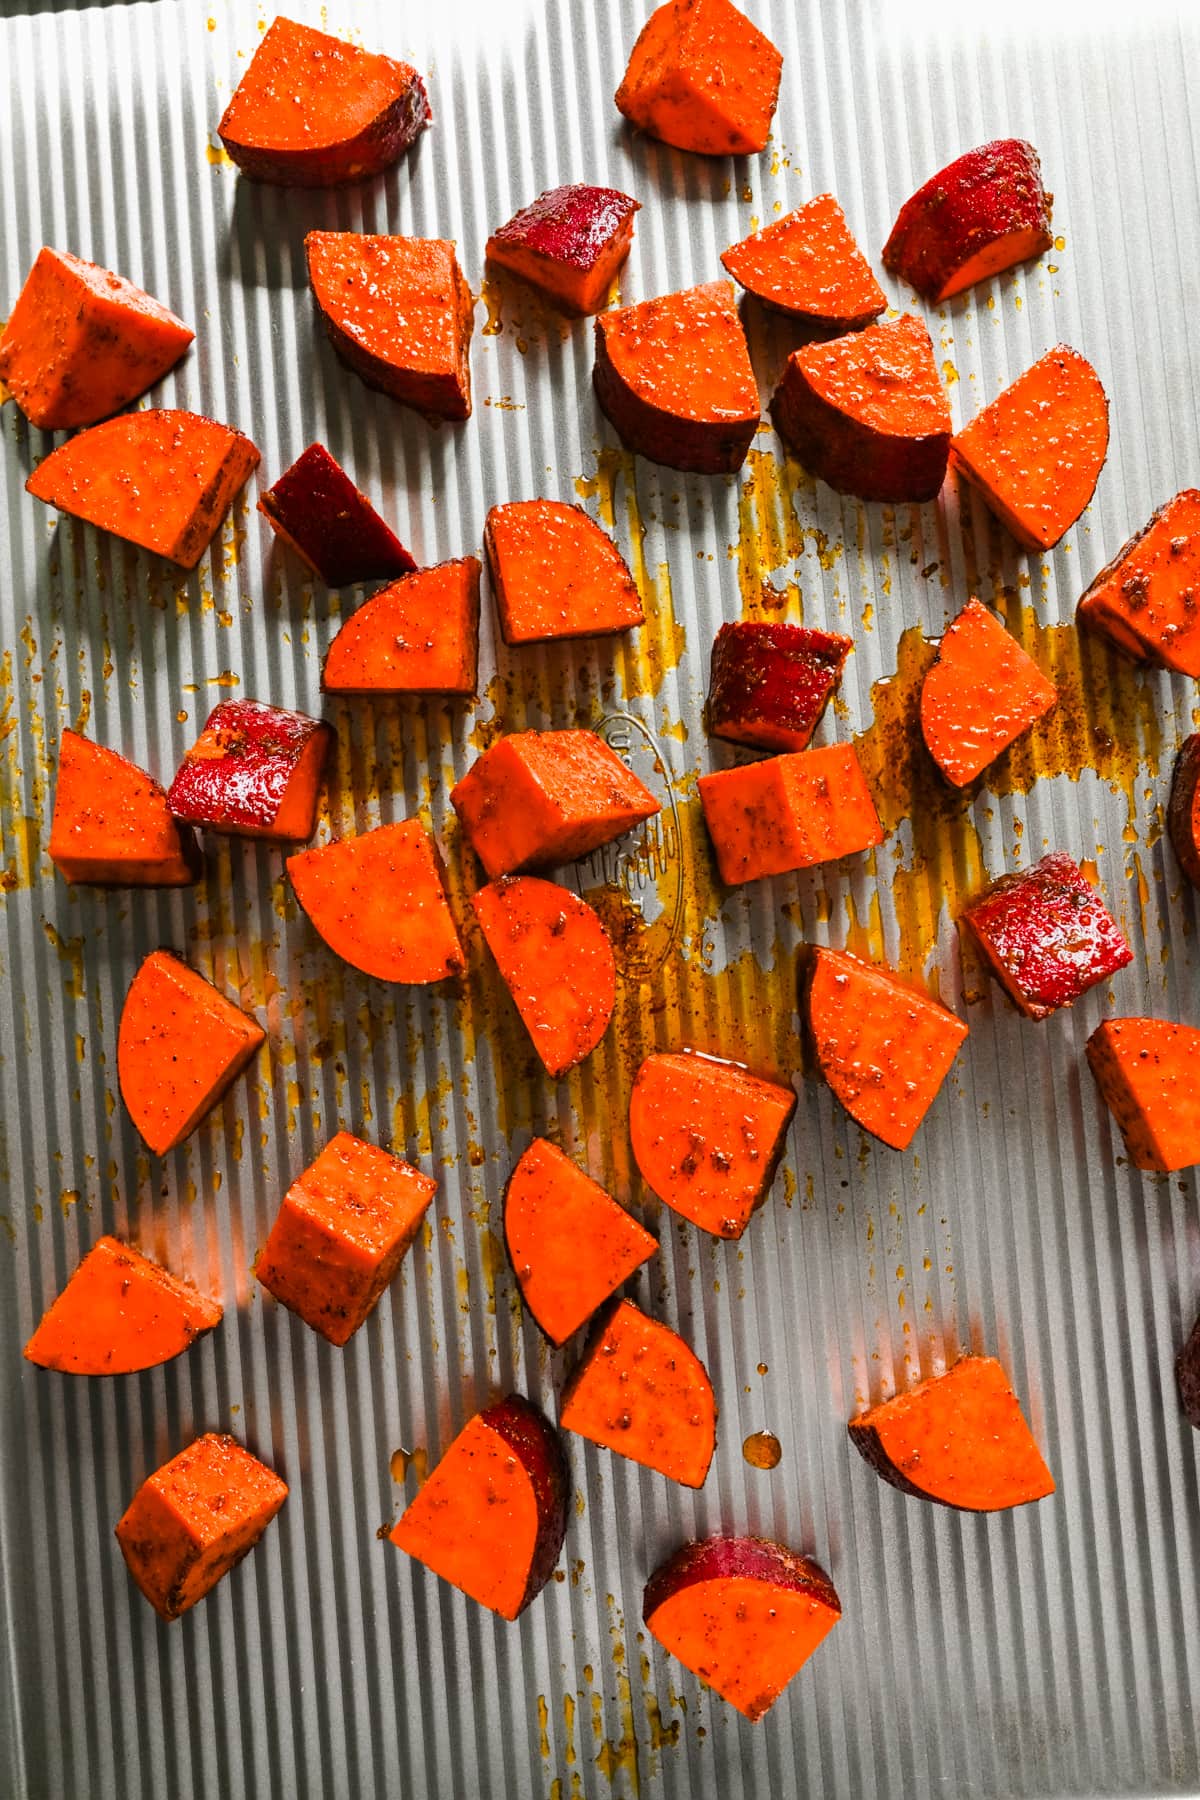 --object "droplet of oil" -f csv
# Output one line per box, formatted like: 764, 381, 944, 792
742, 1430, 782, 1470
